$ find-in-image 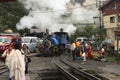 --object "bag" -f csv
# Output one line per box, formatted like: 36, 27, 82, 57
27, 56, 31, 62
